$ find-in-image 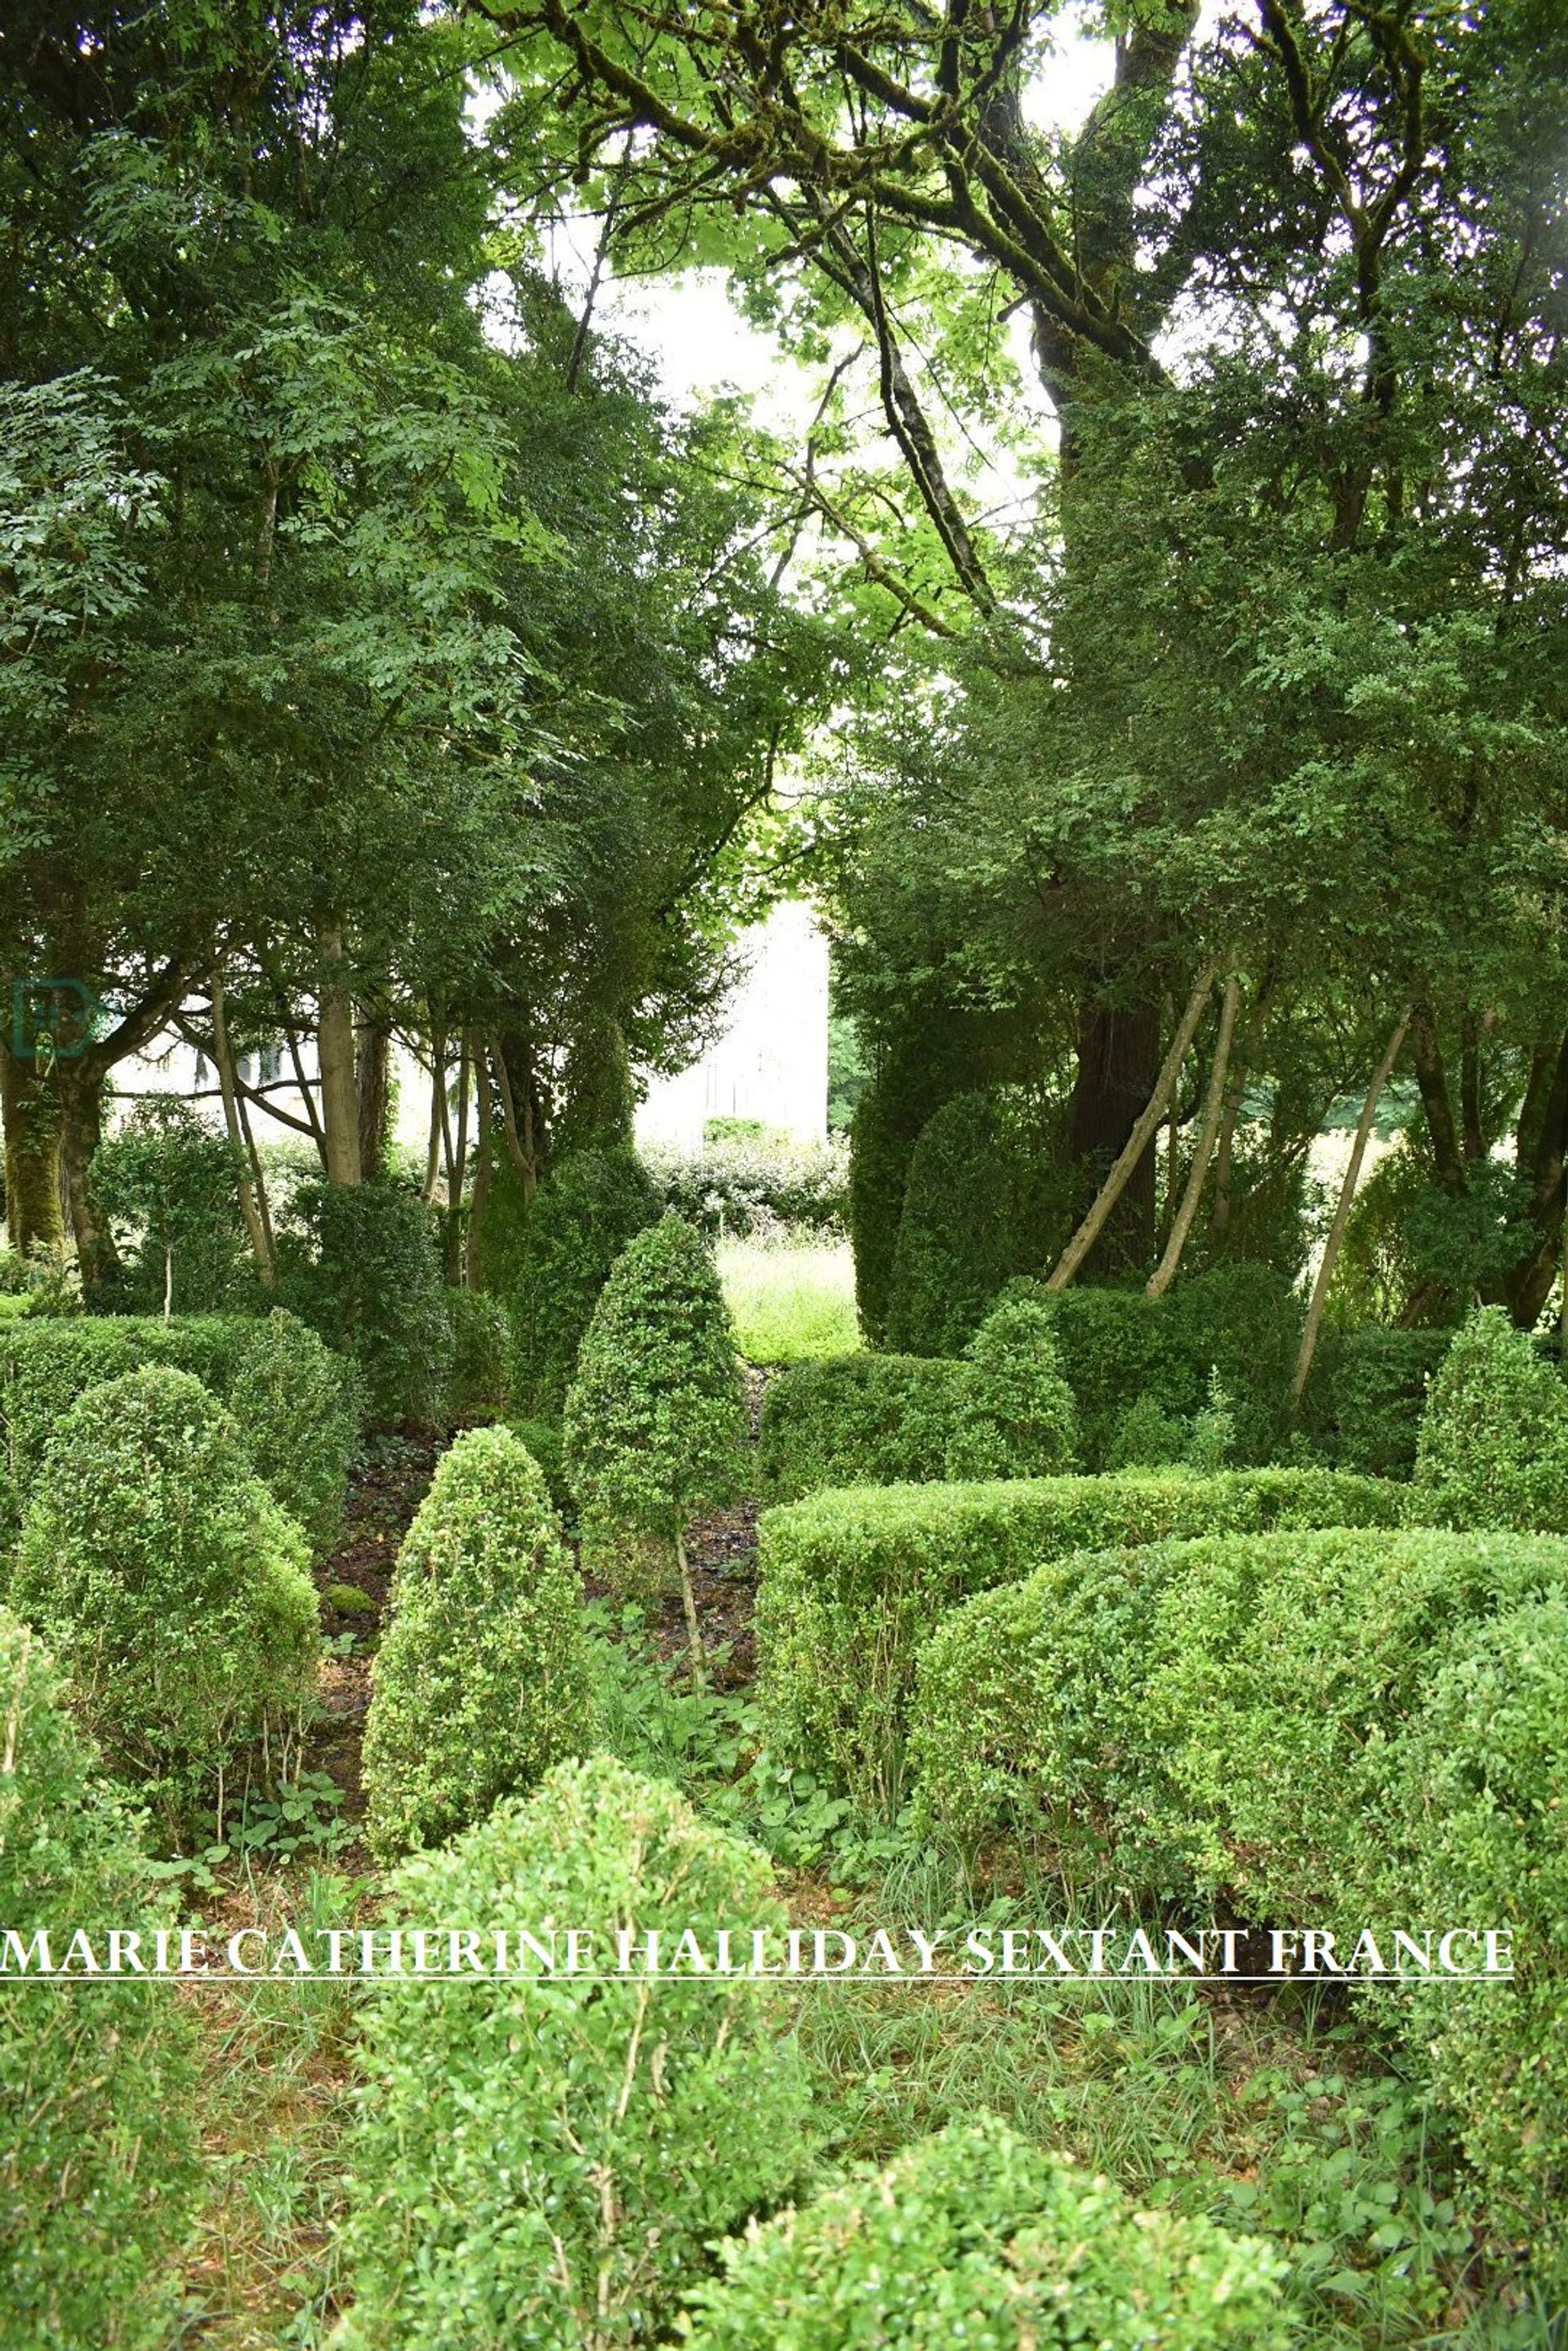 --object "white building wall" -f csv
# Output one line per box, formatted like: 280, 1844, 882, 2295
635, 899, 829, 1149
